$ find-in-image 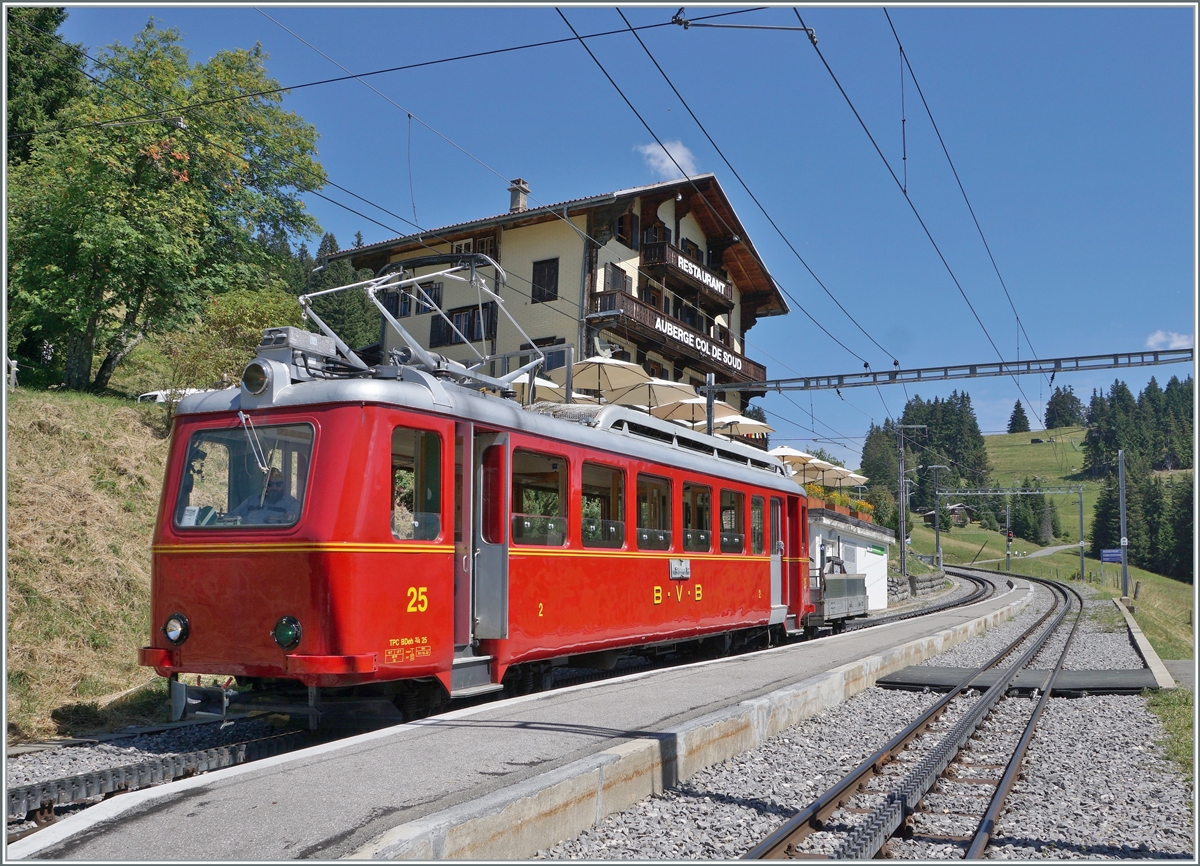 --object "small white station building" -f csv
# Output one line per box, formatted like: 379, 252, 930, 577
809, 509, 895, 611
